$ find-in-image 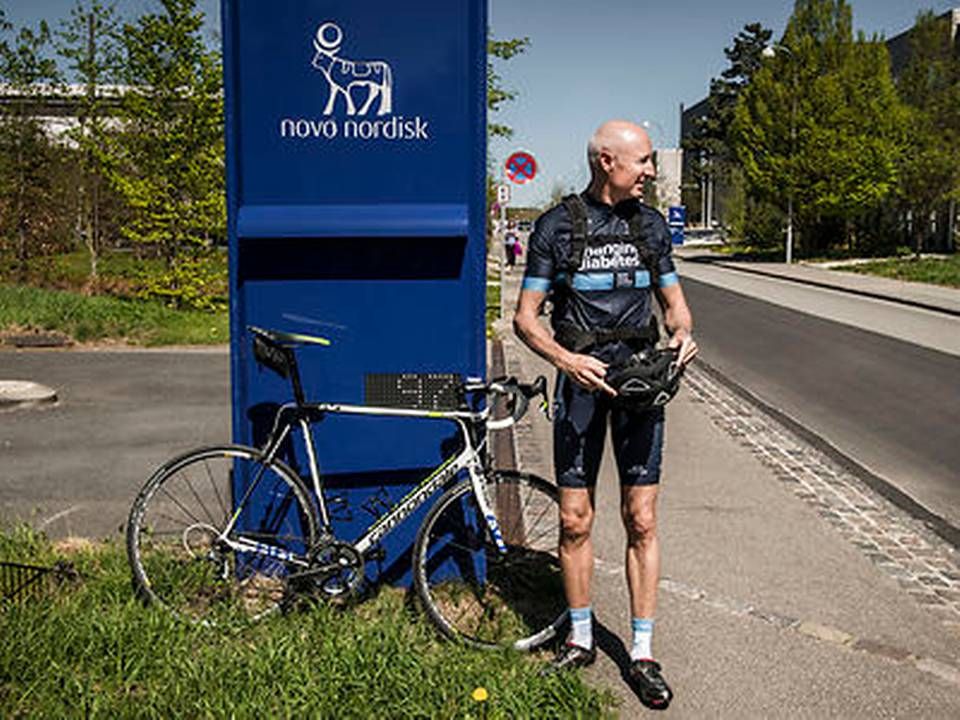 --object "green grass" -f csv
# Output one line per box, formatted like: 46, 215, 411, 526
0, 527, 613, 719
0, 284, 228, 346
486, 281, 502, 338
838, 255, 960, 289
0, 248, 227, 293
711, 244, 785, 262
